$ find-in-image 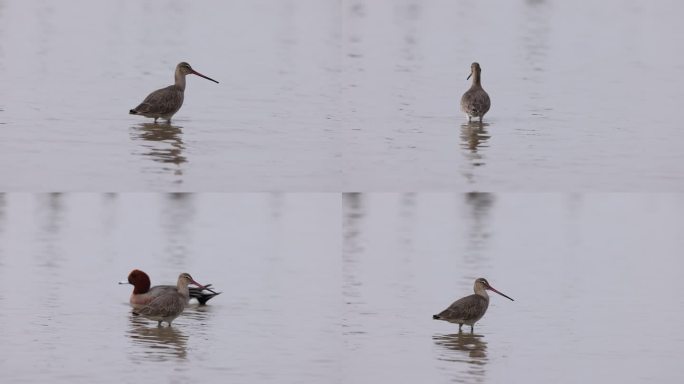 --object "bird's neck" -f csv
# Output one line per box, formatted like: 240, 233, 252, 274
474, 287, 489, 299
471, 71, 482, 87
174, 71, 186, 91
176, 280, 191, 298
